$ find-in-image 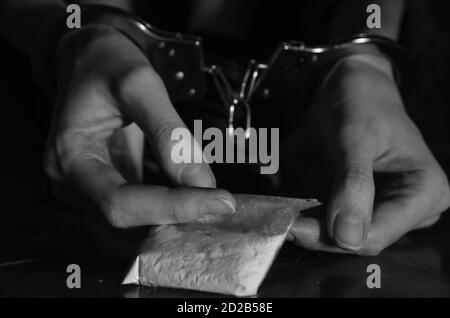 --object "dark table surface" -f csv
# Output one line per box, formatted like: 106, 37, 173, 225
1, 197, 449, 298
